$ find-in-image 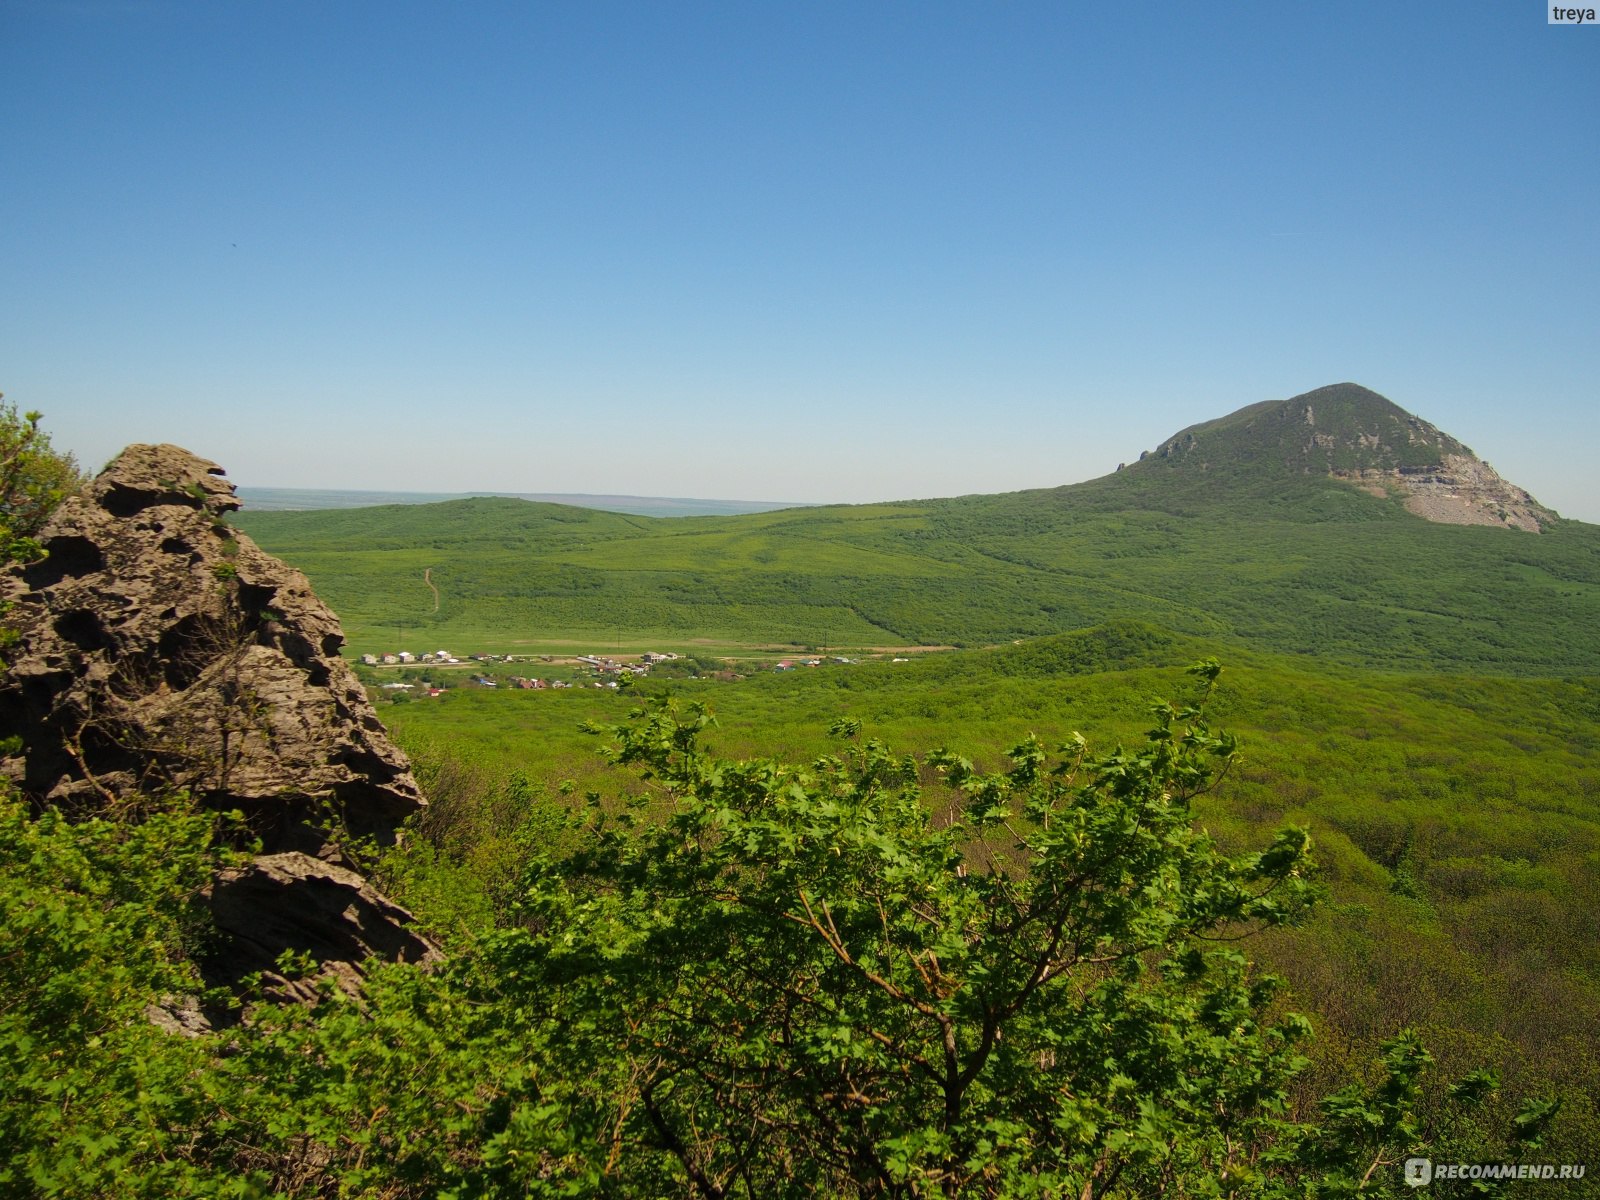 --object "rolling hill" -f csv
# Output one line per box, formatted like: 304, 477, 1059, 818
228, 390, 1600, 1168
235, 384, 1600, 674
375, 623, 1600, 1166
236, 486, 807, 518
